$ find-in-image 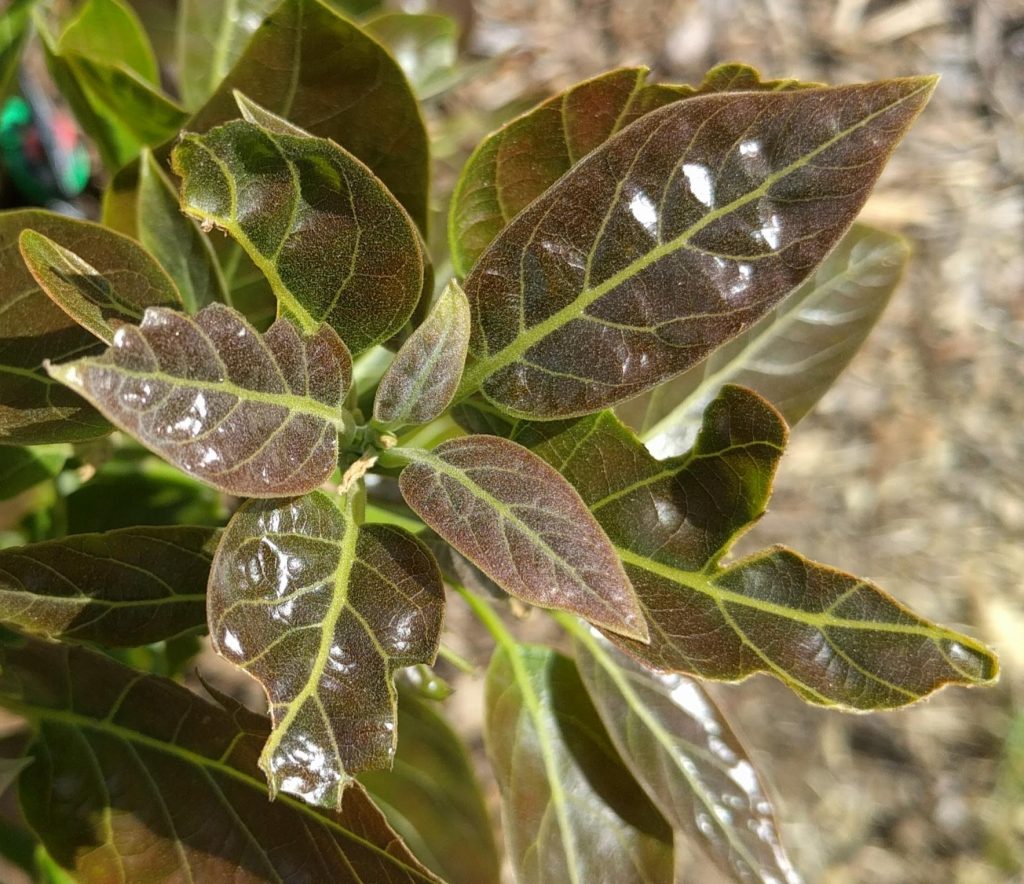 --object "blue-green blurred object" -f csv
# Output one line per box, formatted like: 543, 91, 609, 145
0, 79, 90, 205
